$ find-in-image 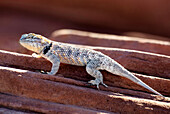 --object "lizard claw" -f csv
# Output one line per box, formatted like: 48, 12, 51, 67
96, 84, 100, 90
40, 70, 48, 74
88, 80, 108, 89
88, 80, 100, 90
86, 82, 93, 86
102, 82, 108, 88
